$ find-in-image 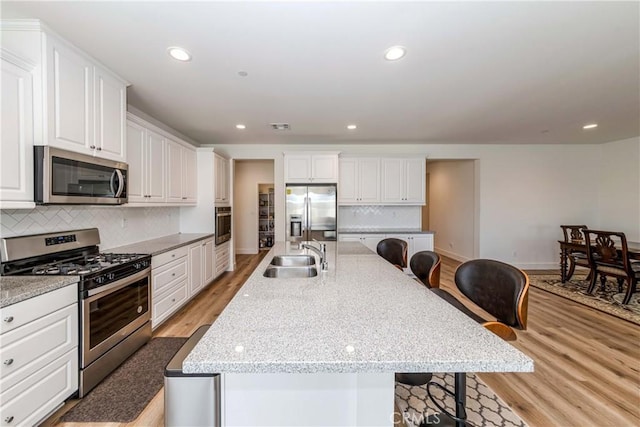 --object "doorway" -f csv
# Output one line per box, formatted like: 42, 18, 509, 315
233, 160, 275, 254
